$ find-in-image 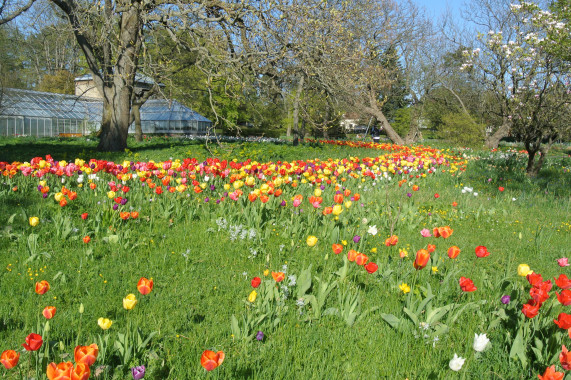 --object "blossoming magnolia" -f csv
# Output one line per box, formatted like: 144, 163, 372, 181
22, 333, 43, 351
74, 344, 99, 366
137, 277, 153, 295
200, 350, 225, 371
43, 306, 56, 319
0, 350, 19, 370
35, 280, 50, 295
